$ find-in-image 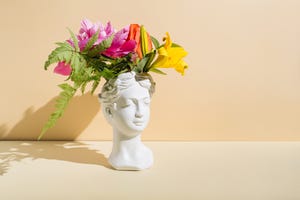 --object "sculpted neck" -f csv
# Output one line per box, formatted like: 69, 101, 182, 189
108, 127, 153, 170
112, 128, 142, 151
